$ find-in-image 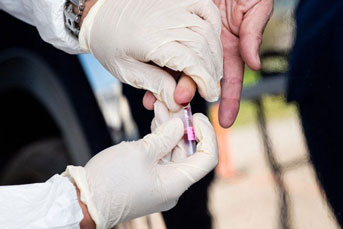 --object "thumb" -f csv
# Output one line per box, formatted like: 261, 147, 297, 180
164, 114, 218, 189
142, 117, 184, 159
239, 0, 274, 70
151, 101, 171, 132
